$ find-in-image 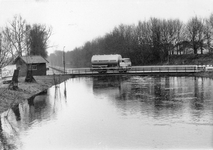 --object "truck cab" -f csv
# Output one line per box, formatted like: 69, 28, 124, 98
120, 58, 131, 68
